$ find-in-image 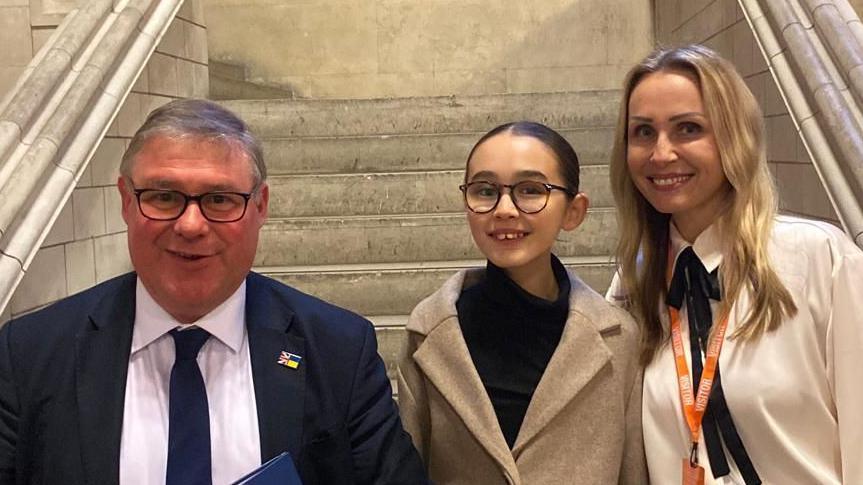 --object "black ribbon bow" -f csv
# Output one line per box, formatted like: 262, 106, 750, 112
667, 247, 761, 485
